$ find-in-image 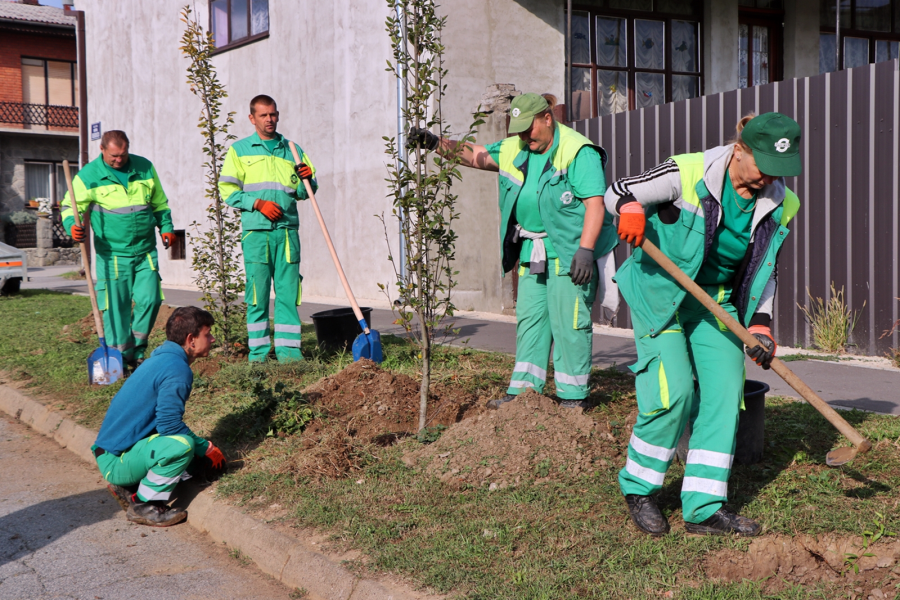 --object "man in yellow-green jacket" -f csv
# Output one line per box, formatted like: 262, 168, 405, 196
218, 94, 316, 363
63, 130, 174, 370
